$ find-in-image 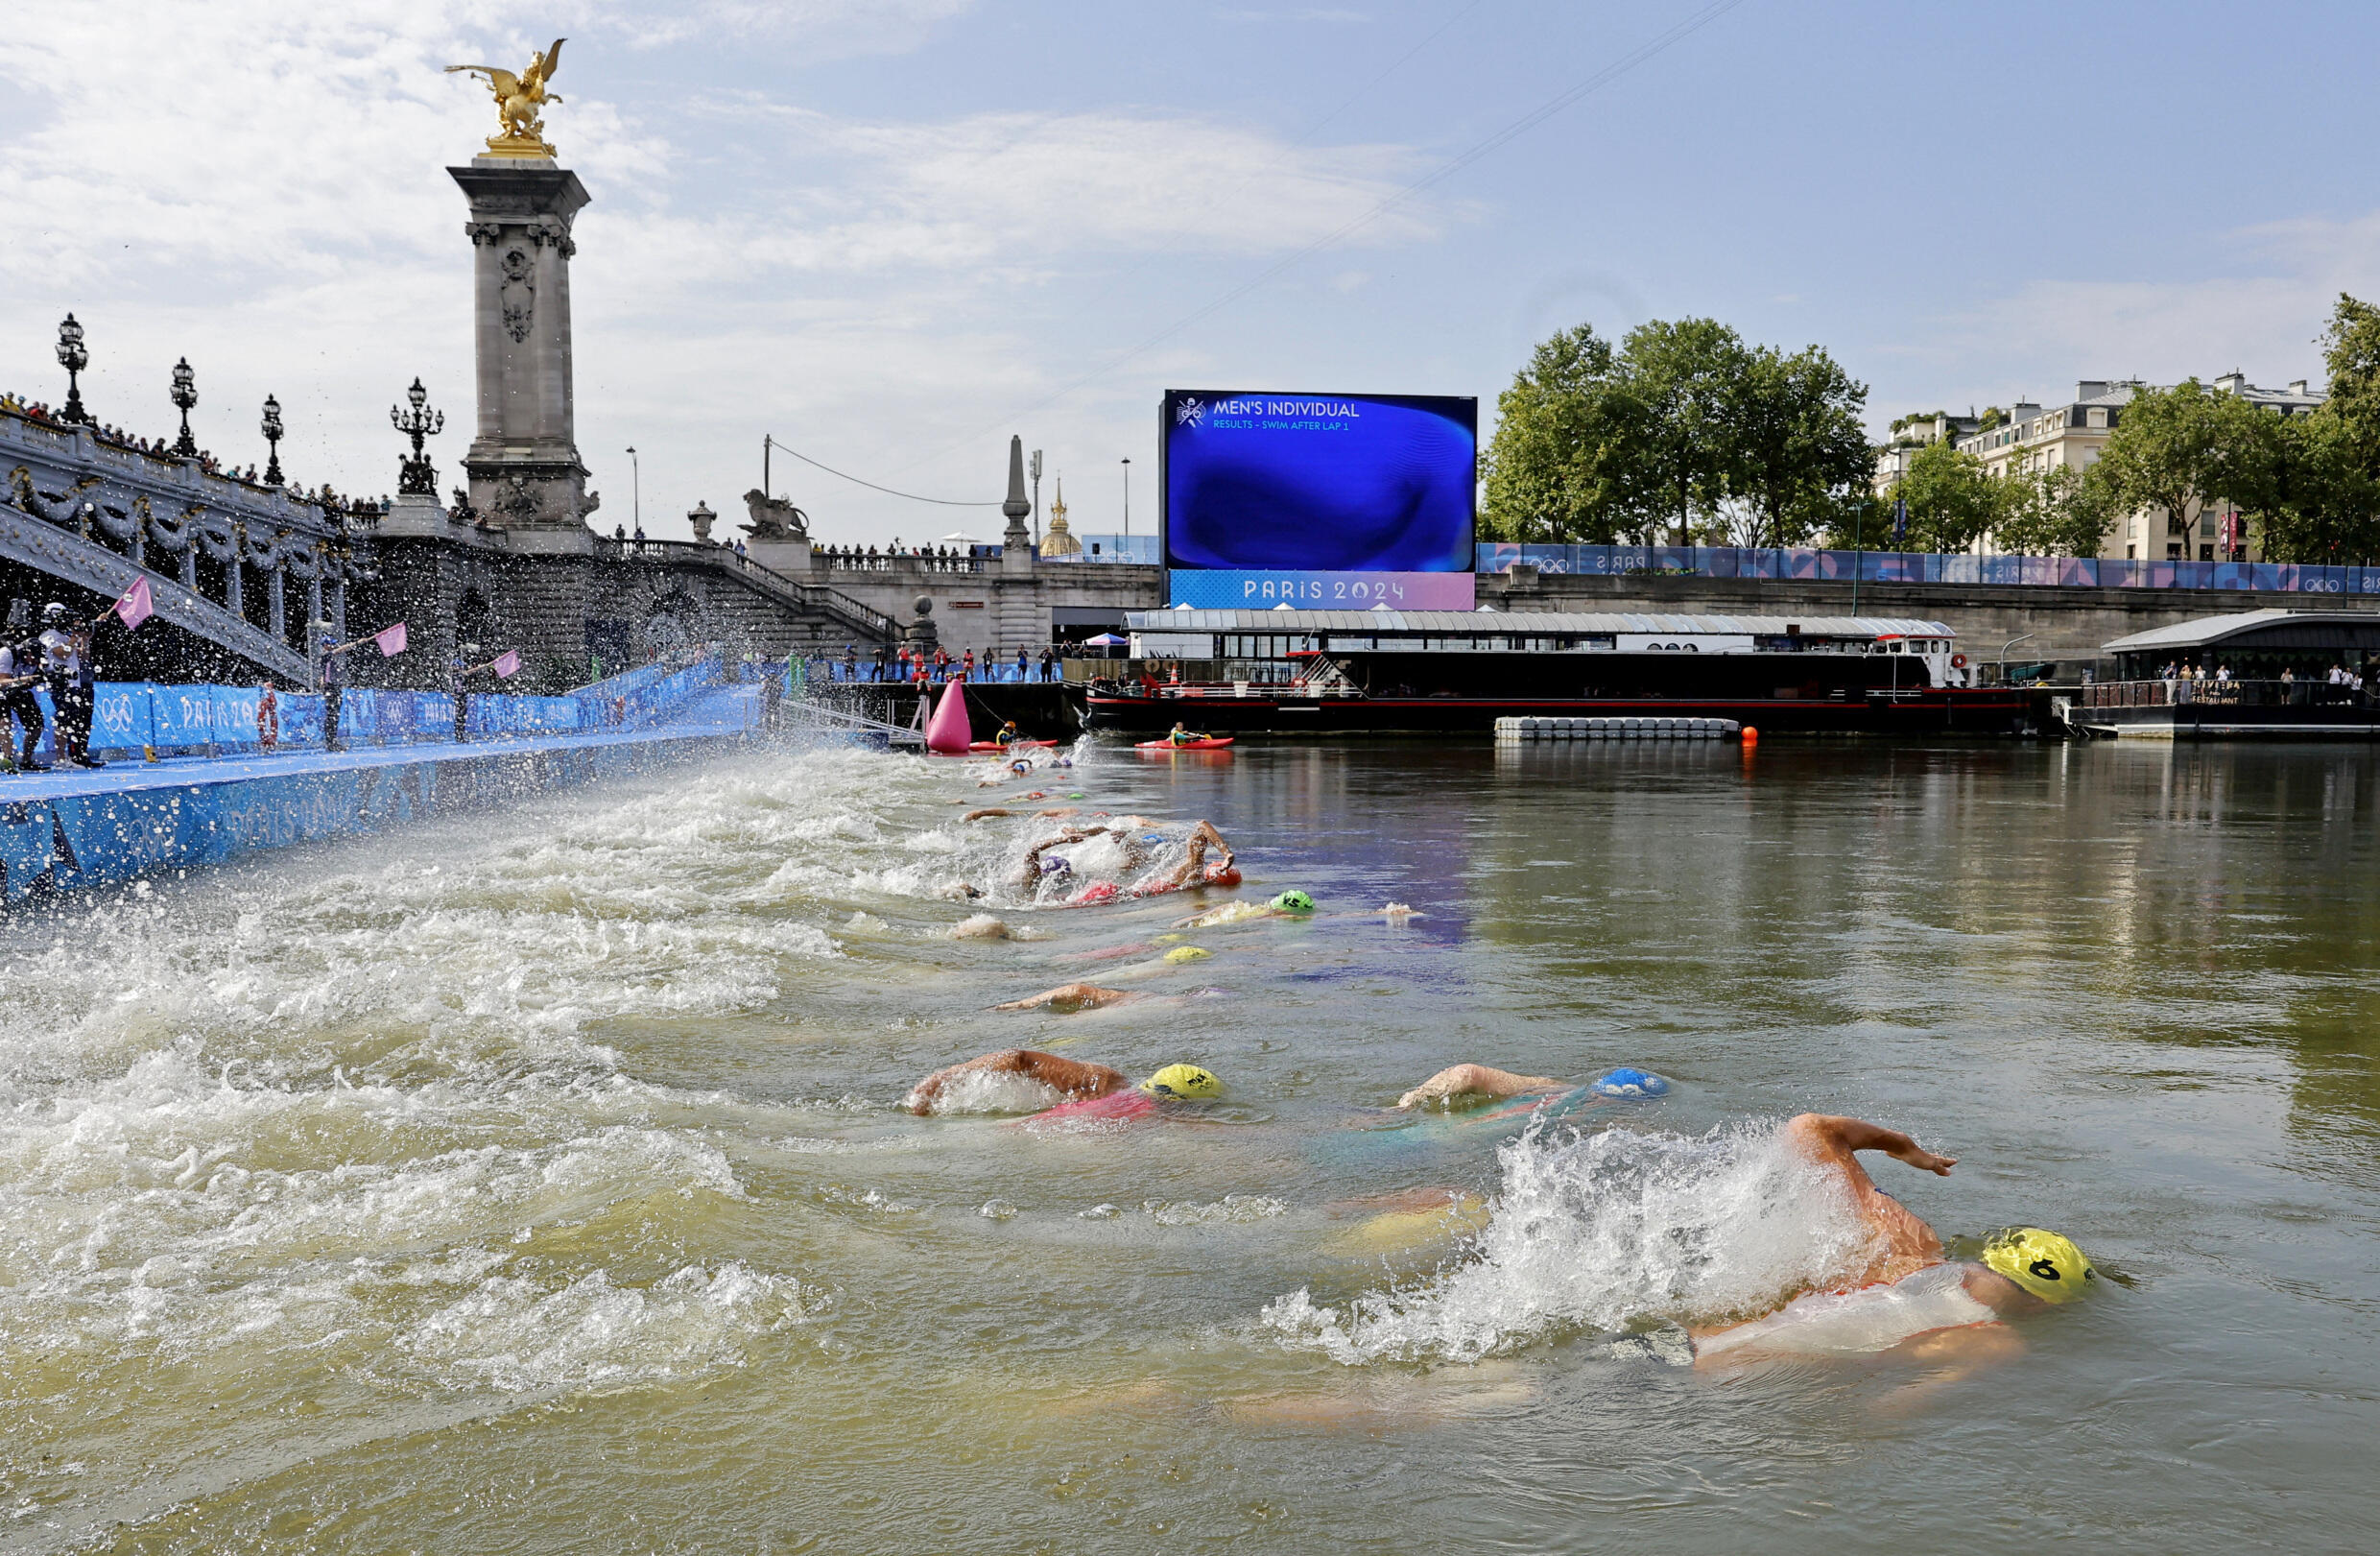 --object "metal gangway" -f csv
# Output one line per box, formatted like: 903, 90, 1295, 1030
781, 670, 925, 749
